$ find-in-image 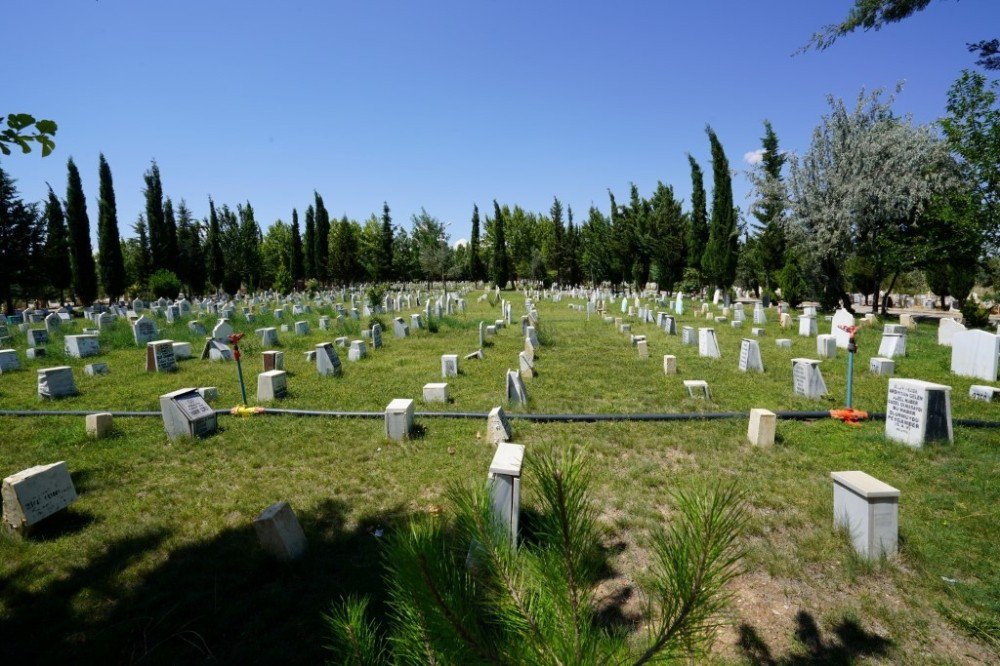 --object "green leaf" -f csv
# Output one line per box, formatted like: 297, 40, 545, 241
34, 119, 57, 135
7, 113, 35, 130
